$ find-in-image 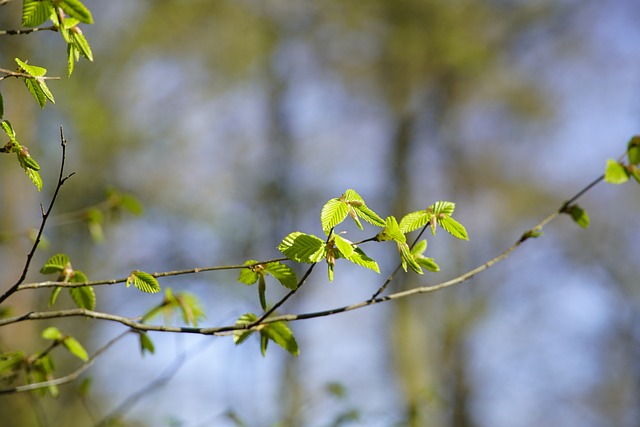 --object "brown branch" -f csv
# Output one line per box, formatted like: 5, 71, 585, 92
0, 67, 61, 81
0, 25, 57, 36
0, 127, 73, 305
